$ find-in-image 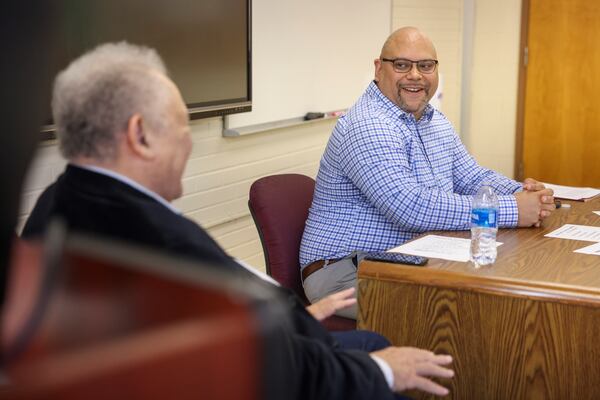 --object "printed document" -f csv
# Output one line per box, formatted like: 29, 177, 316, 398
545, 224, 600, 242
574, 242, 600, 256
389, 235, 502, 262
544, 183, 600, 201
